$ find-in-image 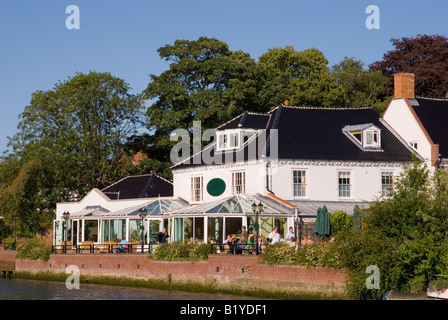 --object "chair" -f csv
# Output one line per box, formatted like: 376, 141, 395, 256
99, 241, 117, 253
80, 241, 94, 253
